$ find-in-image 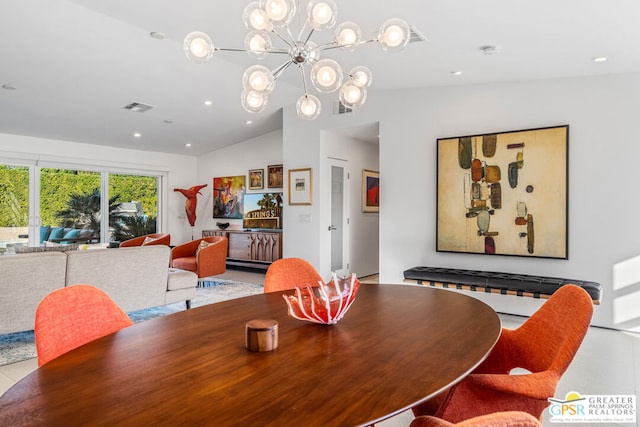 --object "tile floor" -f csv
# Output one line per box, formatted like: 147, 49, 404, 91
1, 269, 638, 427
